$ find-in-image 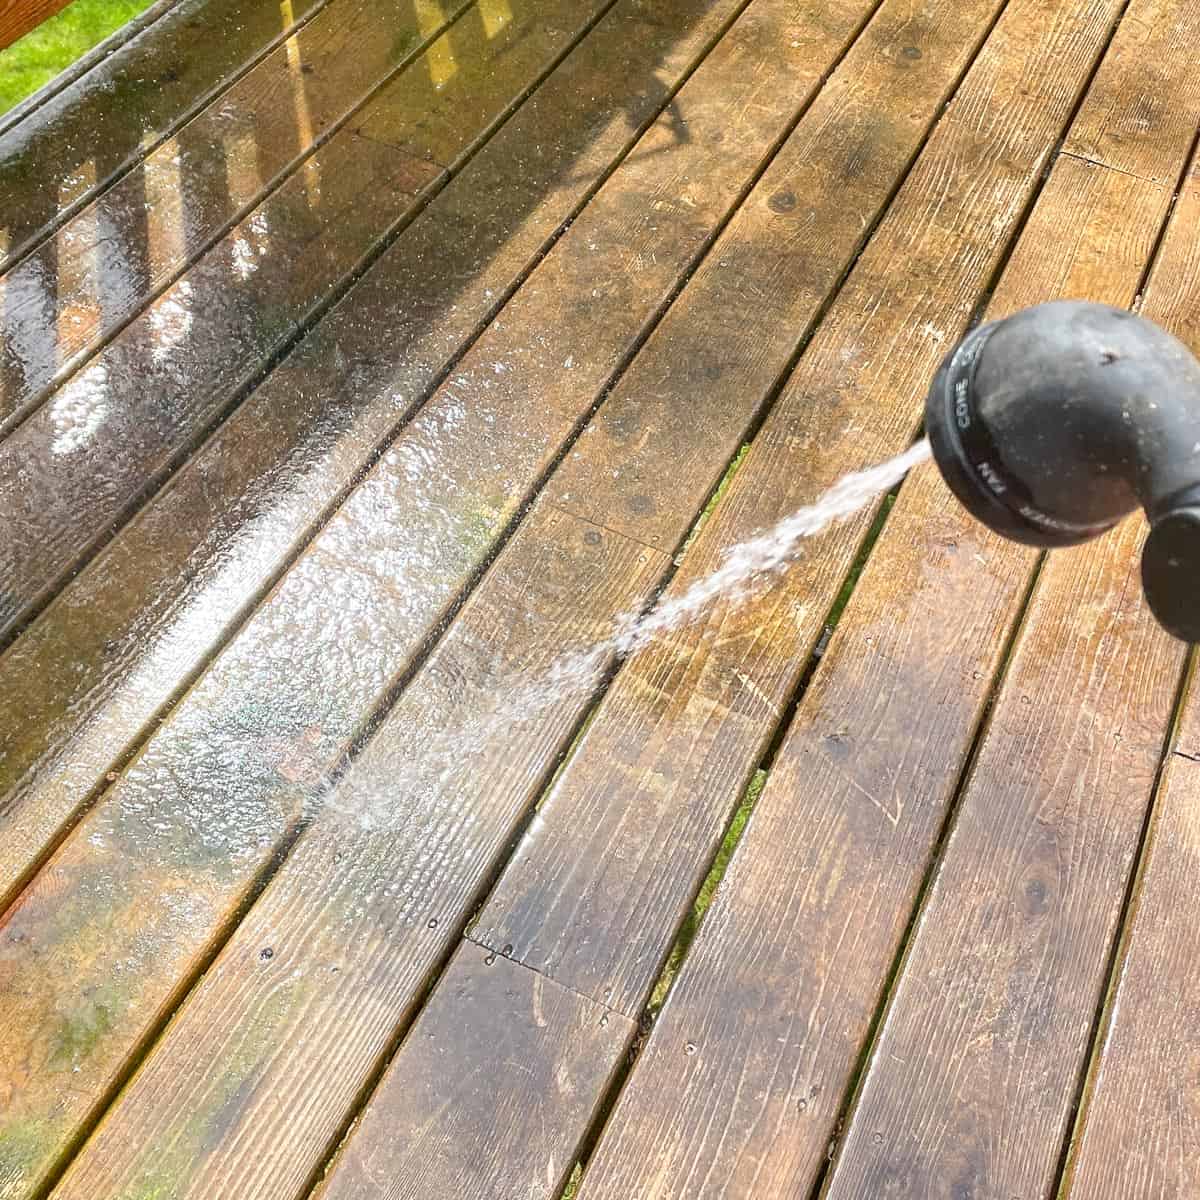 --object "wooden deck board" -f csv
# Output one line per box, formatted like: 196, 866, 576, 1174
1, 0, 874, 1189
0, 0, 755, 913
0, 0, 332, 272
0, 0, 473, 435
0, 0, 1197, 1195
